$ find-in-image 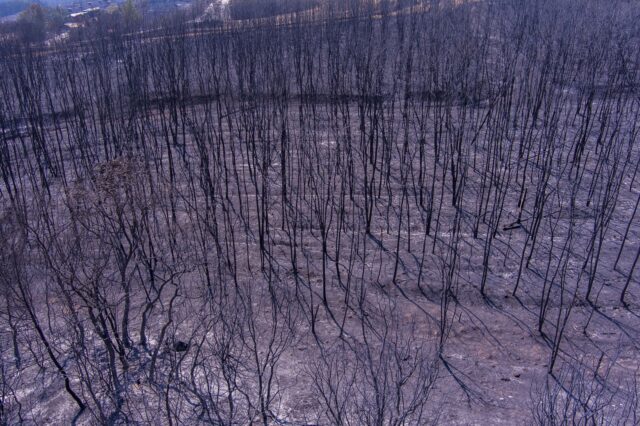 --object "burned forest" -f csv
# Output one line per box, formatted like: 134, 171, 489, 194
1, 0, 640, 424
